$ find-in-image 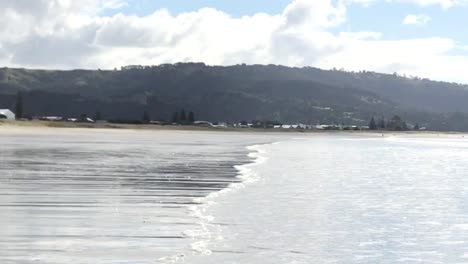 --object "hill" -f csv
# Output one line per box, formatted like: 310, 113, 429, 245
1, 63, 468, 130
